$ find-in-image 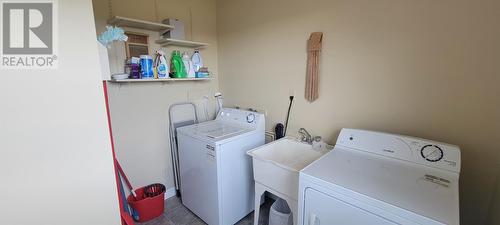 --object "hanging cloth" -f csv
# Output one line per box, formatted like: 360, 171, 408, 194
305, 32, 323, 102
